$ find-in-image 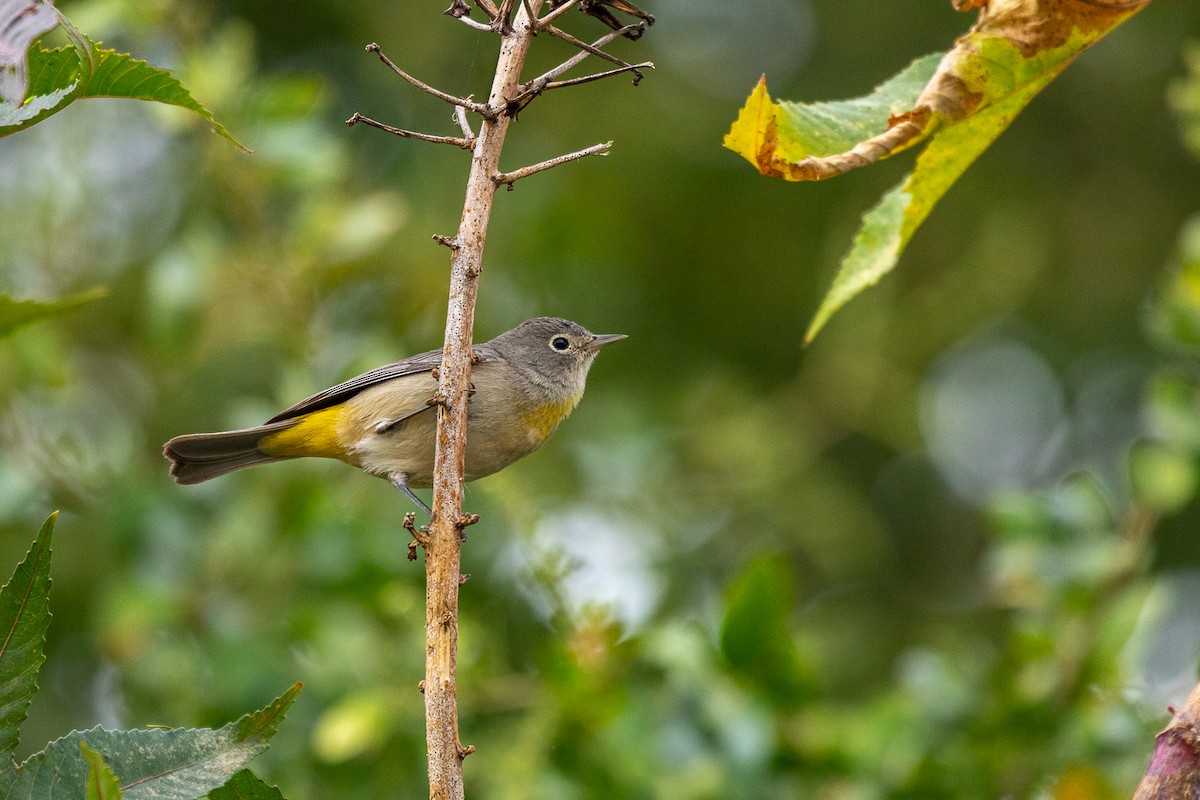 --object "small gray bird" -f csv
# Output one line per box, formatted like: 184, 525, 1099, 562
163, 317, 625, 511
